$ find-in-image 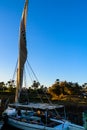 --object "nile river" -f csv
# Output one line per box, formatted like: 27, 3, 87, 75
1, 124, 20, 130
